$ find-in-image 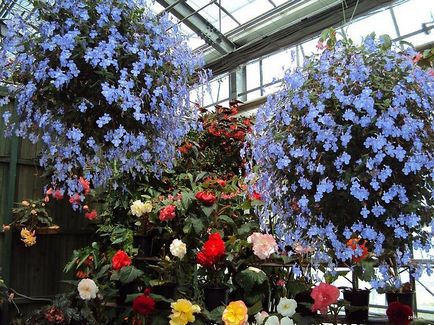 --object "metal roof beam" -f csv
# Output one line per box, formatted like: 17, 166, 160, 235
203, 0, 393, 75
156, 0, 236, 55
